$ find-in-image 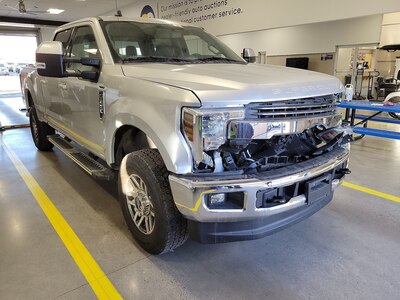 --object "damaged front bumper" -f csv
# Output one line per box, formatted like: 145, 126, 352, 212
169, 146, 350, 243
